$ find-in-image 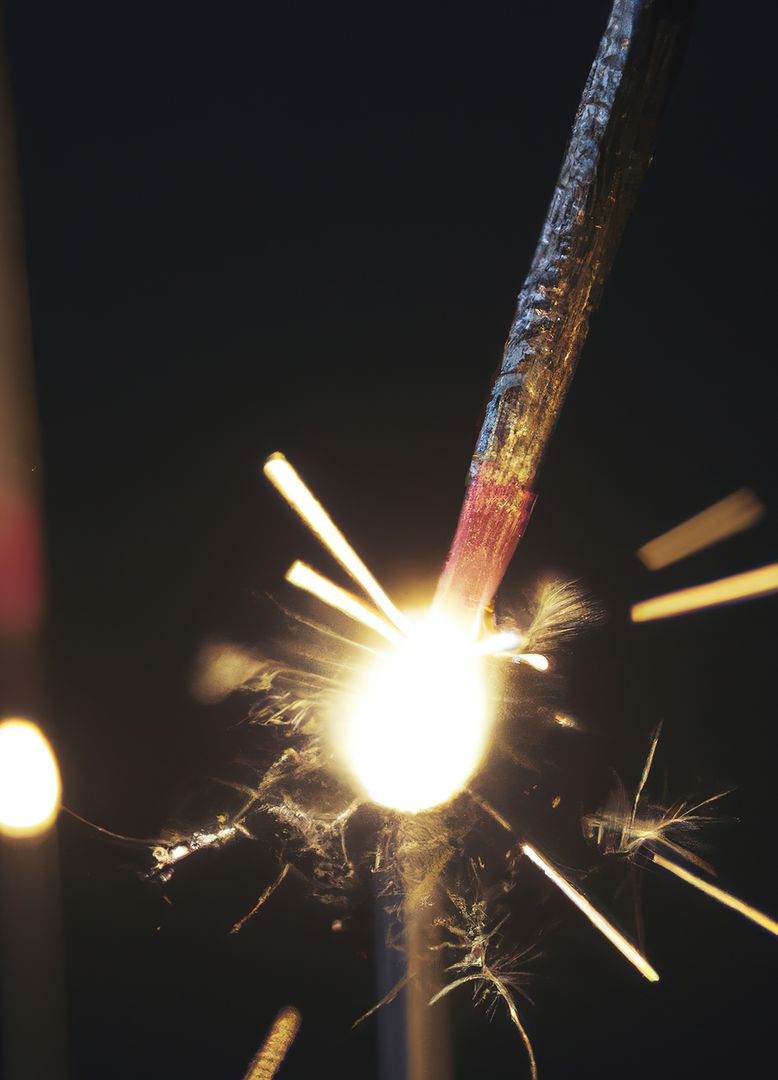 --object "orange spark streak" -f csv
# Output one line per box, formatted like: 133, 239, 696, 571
264, 453, 410, 634
631, 563, 778, 623
652, 853, 778, 937
522, 843, 659, 982
637, 489, 764, 570
242, 1006, 302, 1080
285, 560, 402, 644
